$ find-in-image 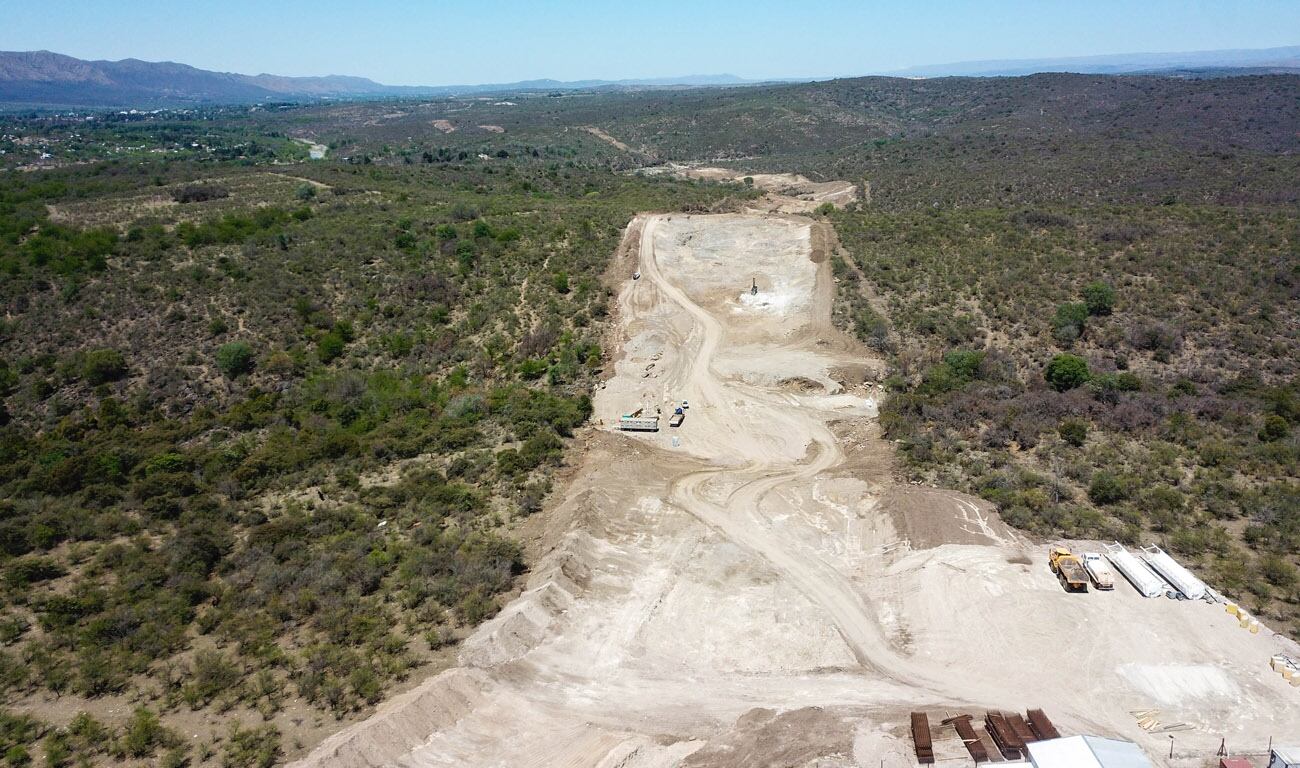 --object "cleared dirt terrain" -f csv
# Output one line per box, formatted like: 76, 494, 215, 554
638, 164, 861, 212
293, 207, 1300, 768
